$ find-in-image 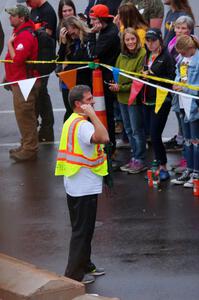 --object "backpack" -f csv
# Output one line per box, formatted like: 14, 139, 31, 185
17, 26, 56, 75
